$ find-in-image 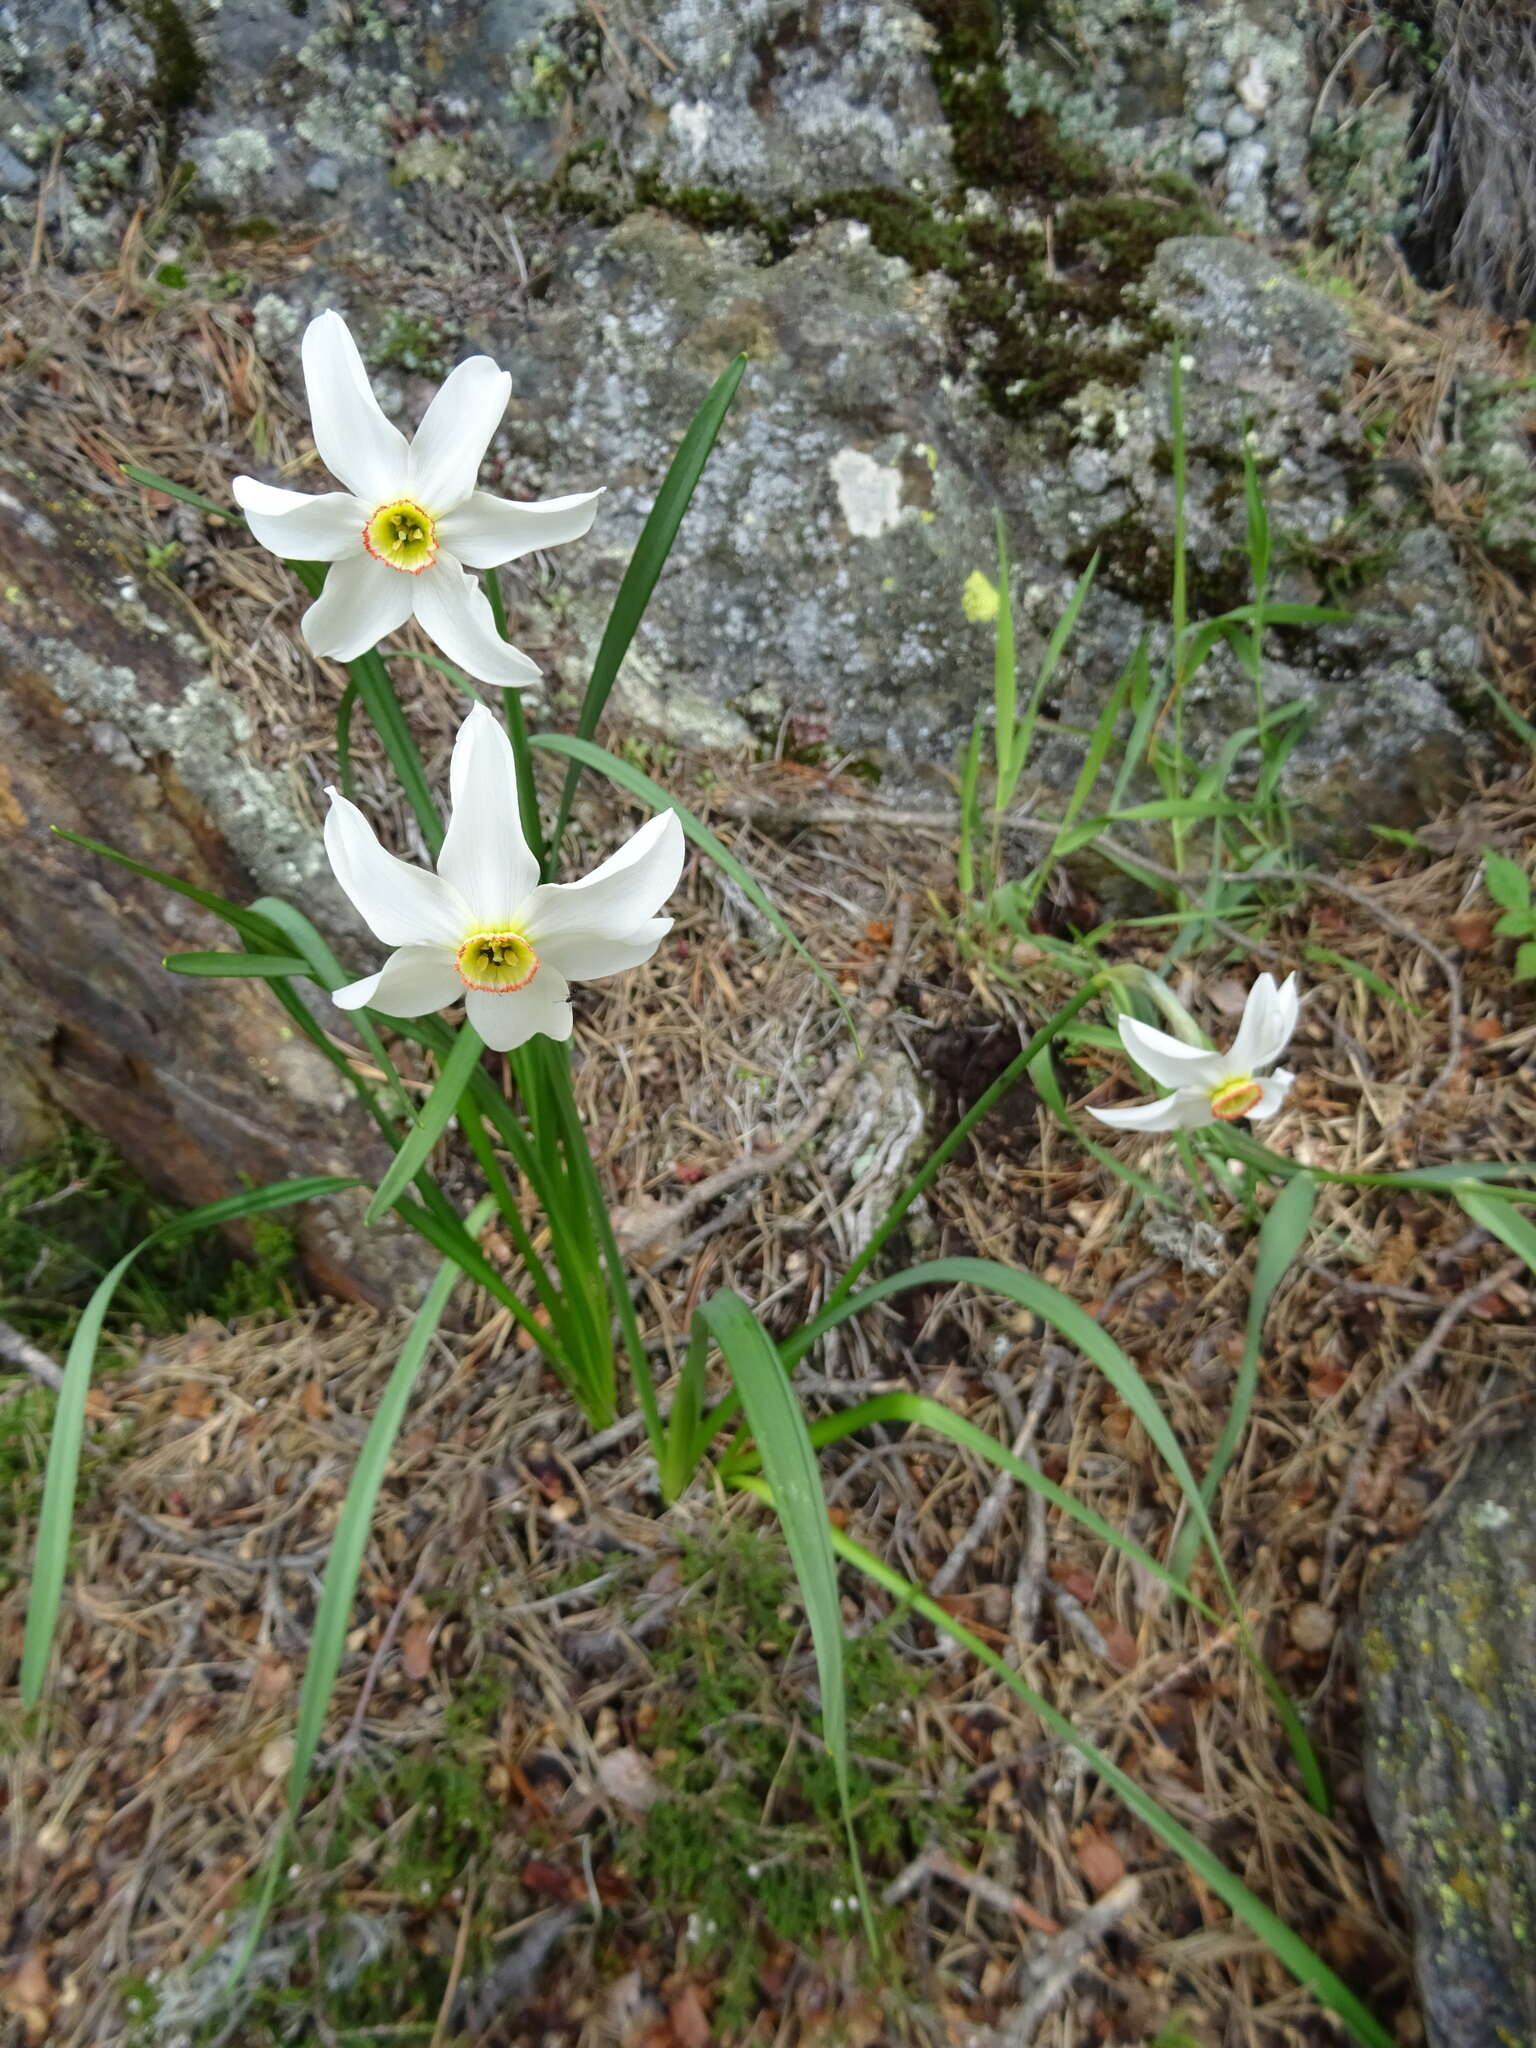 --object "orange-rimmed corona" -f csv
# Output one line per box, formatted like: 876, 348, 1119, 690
456, 929, 539, 994
362, 499, 439, 574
